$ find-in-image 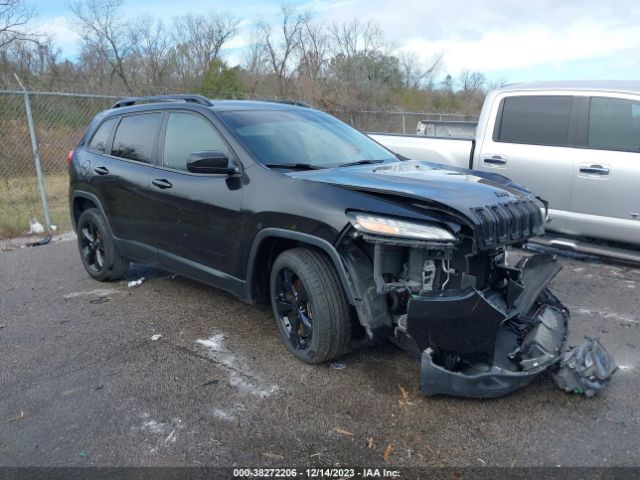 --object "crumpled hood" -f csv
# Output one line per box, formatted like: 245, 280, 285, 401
285, 160, 538, 216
